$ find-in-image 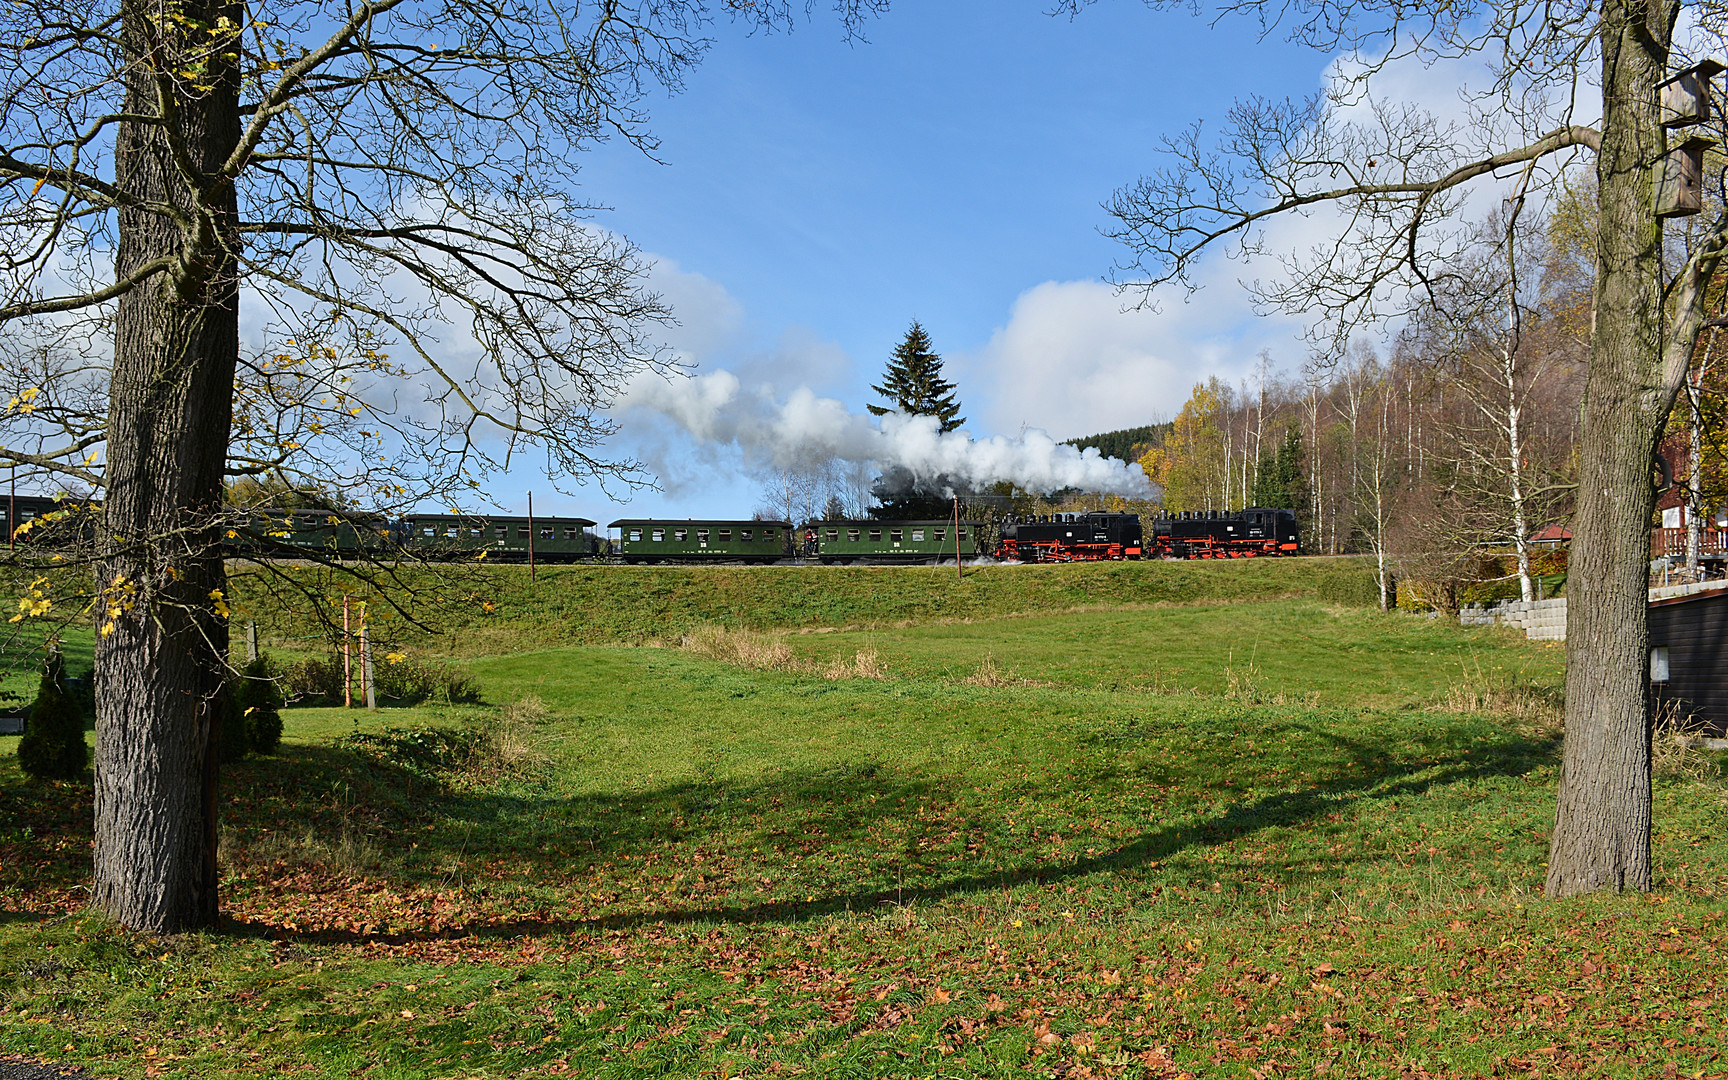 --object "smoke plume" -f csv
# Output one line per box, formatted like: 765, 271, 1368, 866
618, 370, 1154, 498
